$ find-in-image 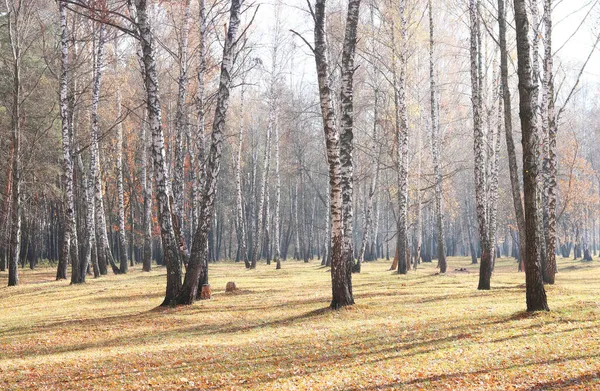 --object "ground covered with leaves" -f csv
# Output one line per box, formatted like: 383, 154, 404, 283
1, 256, 599, 390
